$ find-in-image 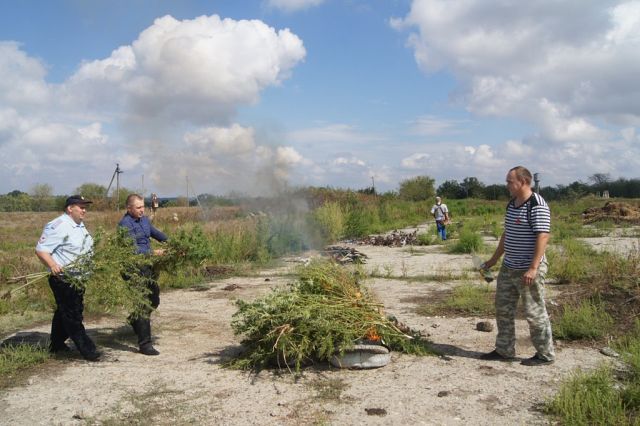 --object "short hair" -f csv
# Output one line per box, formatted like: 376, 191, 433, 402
509, 166, 532, 185
126, 193, 144, 207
